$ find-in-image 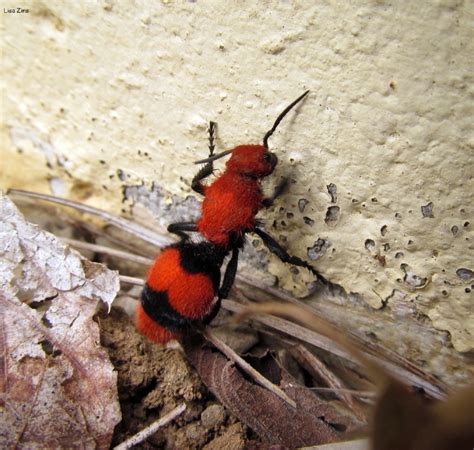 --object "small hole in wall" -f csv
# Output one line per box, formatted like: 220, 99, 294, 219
303, 217, 314, 226
286, 212, 294, 219
380, 225, 388, 236
451, 225, 458, 236
395, 212, 401, 219
371, 197, 378, 202
442, 290, 448, 296
465, 288, 471, 293
307, 238, 331, 260
41, 316, 53, 329
400, 263, 408, 273
456, 268, 473, 280
408, 240, 414, 245
395, 252, 404, 258
298, 198, 309, 213
327, 183, 337, 203
365, 239, 375, 251
383, 243, 390, 252
117, 169, 126, 181
464, 221, 470, 227
421, 202, 434, 218
325, 206, 340, 226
